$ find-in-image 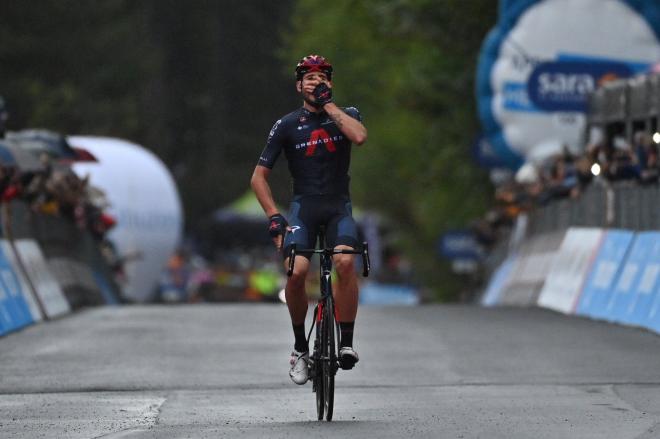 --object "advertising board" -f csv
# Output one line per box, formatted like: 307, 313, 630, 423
477, 0, 660, 167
